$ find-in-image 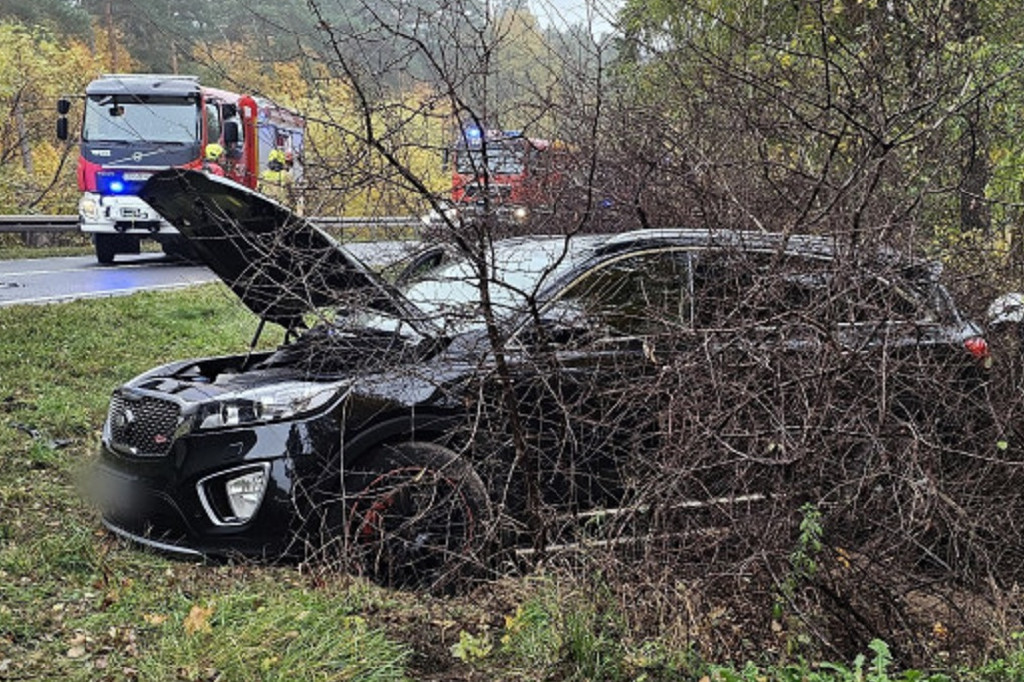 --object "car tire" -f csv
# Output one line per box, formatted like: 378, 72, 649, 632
94, 234, 117, 265
343, 441, 491, 592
